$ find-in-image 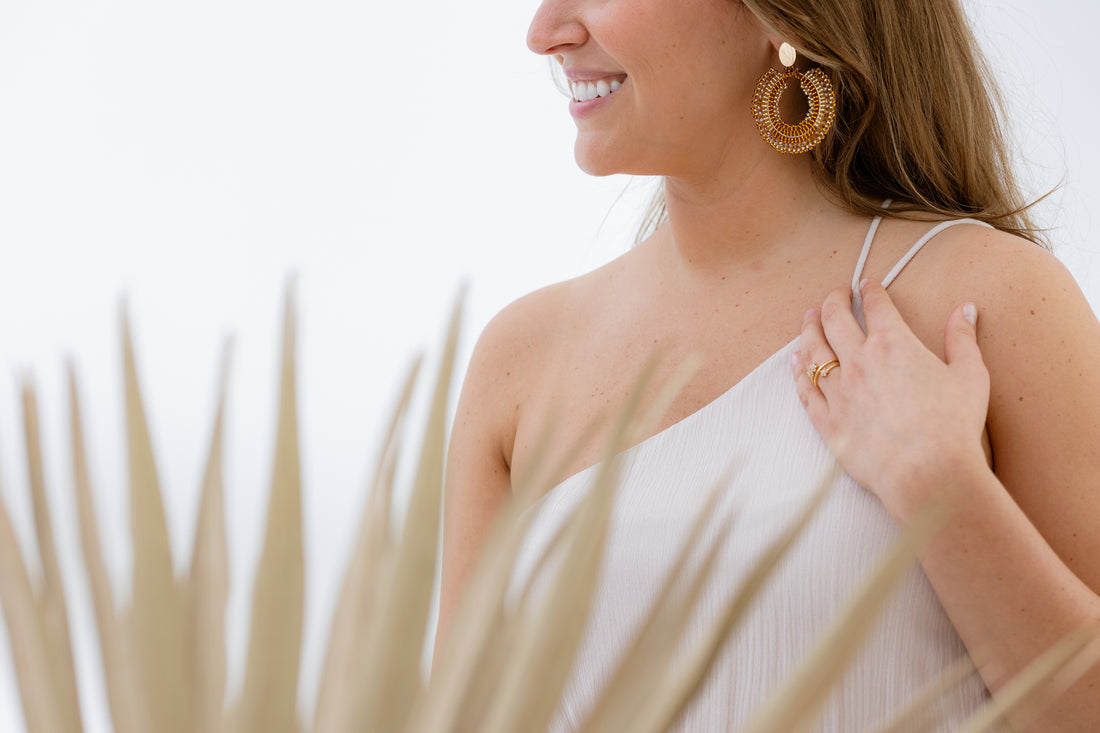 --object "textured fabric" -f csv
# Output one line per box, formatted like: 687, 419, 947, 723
510, 216, 995, 732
